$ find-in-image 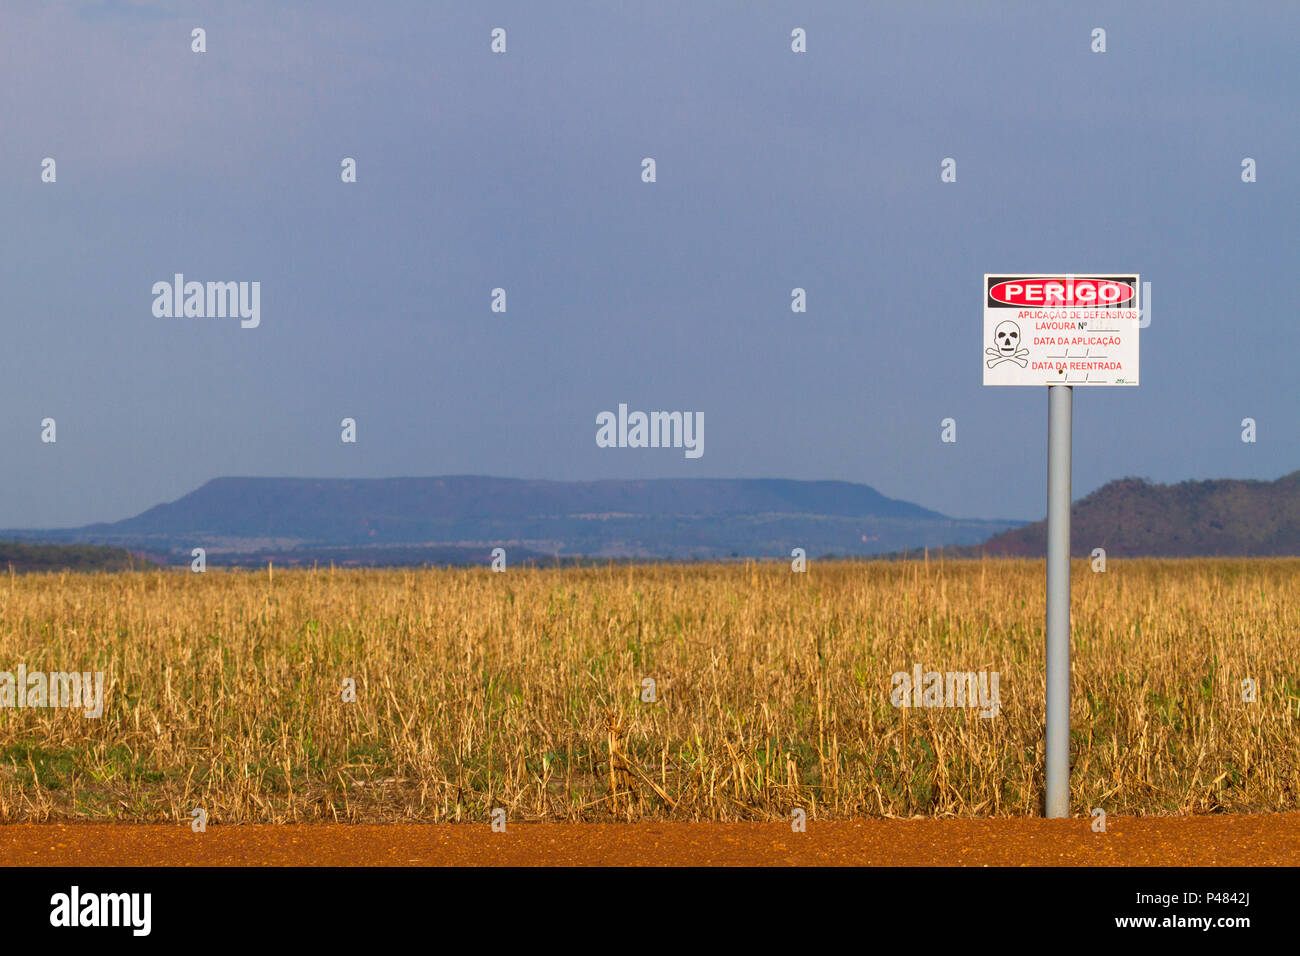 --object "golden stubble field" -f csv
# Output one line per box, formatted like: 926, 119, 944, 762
0, 558, 1296, 824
